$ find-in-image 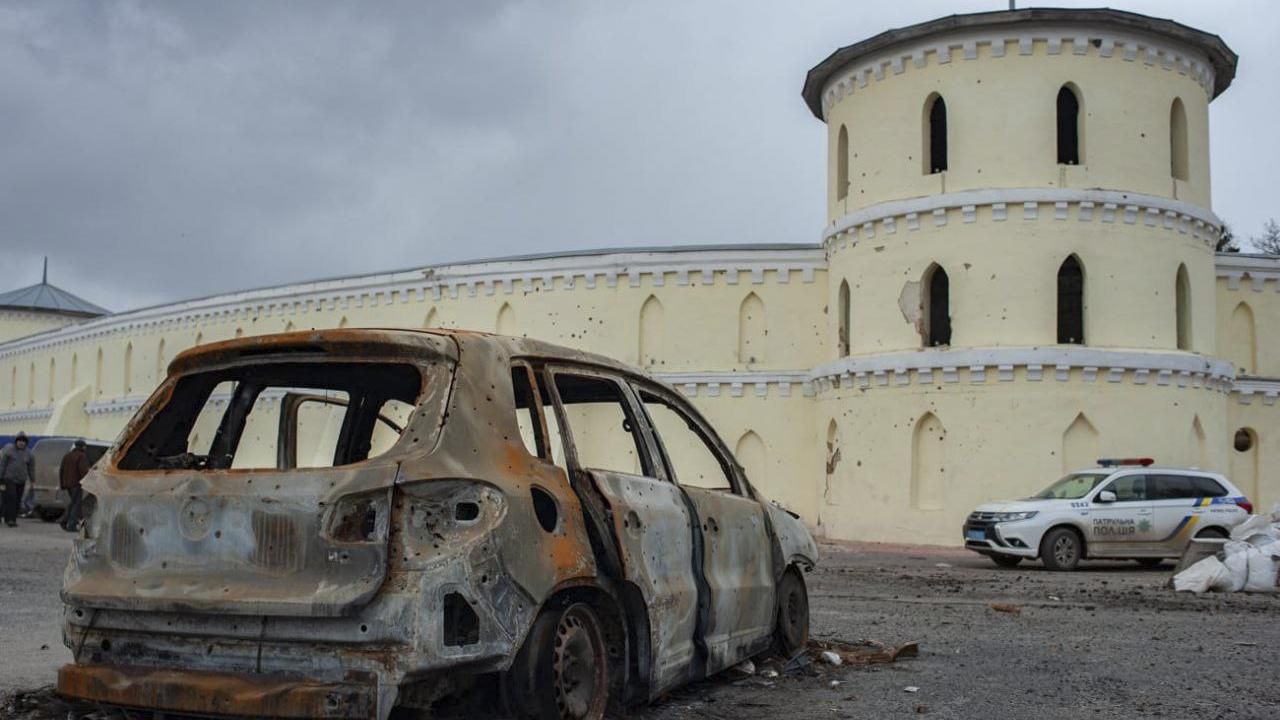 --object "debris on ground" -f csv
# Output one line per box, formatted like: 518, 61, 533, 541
731, 659, 757, 676
808, 638, 920, 666
989, 602, 1022, 615
904, 686, 920, 693
819, 651, 843, 666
